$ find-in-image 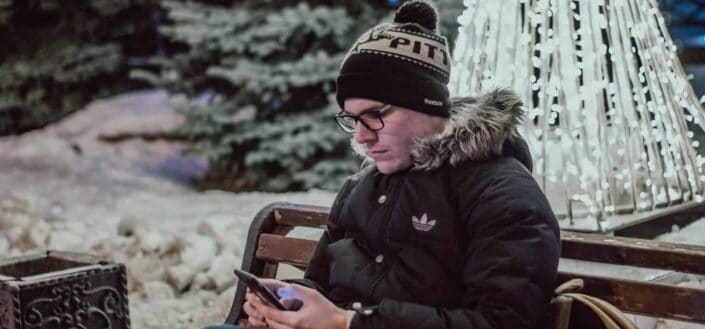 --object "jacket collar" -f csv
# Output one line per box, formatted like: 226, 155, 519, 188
352, 88, 526, 171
